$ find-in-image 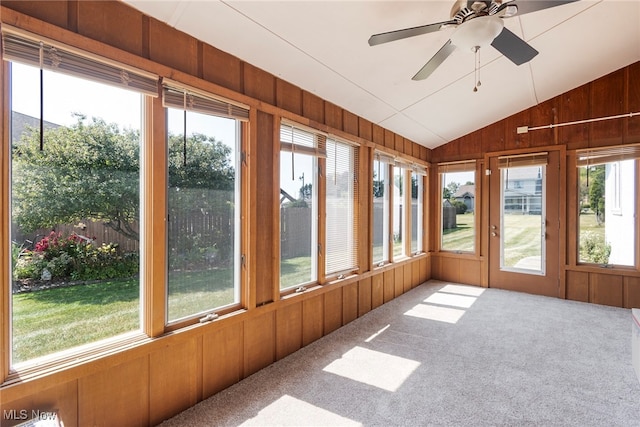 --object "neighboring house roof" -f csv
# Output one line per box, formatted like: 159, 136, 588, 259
453, 184, 475, 199
11, 111, 59, 143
